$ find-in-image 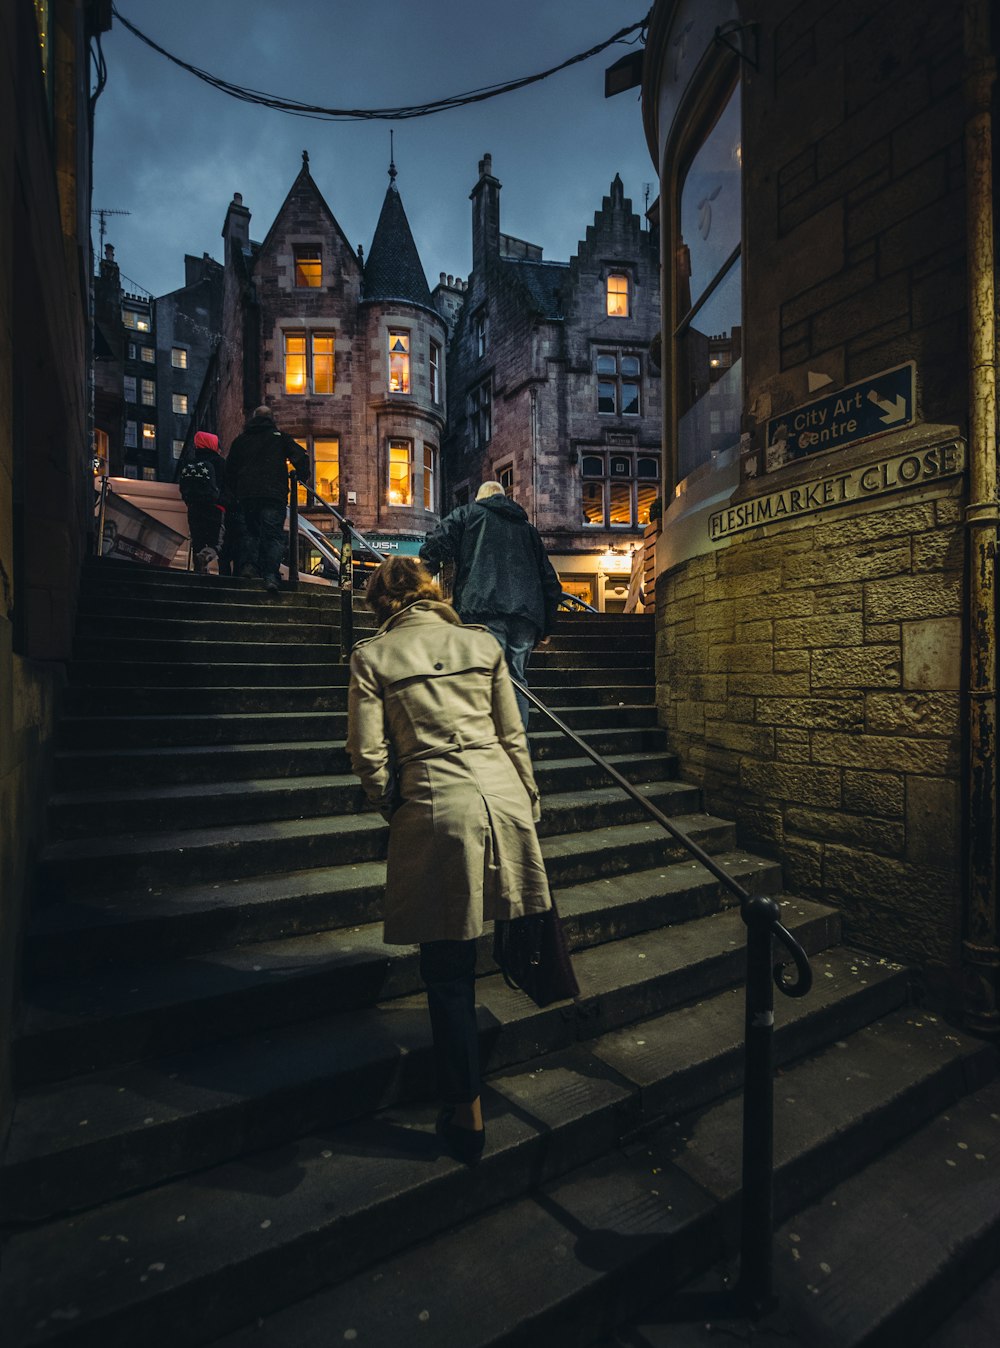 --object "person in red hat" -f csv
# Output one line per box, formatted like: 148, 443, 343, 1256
178, 431, 226, 573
